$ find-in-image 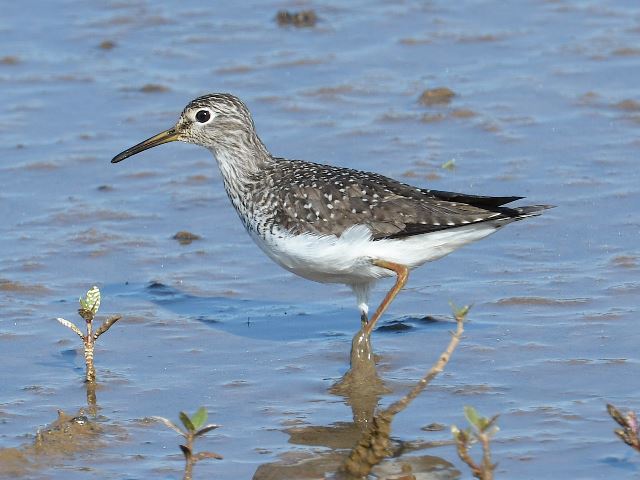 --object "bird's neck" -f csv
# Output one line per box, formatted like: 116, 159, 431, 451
209, 132, 276, 229
209, 132, 274, 192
